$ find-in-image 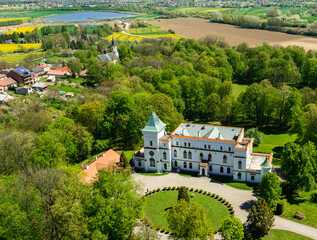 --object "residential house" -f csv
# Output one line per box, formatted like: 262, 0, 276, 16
46, 75, 55, 82
38, 64, 50, 72
0, 93, 14, 104
0, 78, 18, 90
1, 68, 13, 75
0, 74, 6, 80
65, 92, 74, 98
133, 109, 273, 183
81, 149, 120, 183
32, 82, 47, 92
16, 86, 32, 95
31, 66, 45, 76
7, 67, 34, 85
47, 66, 71, 79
